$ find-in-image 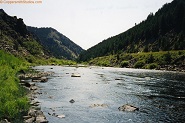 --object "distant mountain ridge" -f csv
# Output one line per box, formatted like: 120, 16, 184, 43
27, 26, 84, 60
79, 0, 185, 61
